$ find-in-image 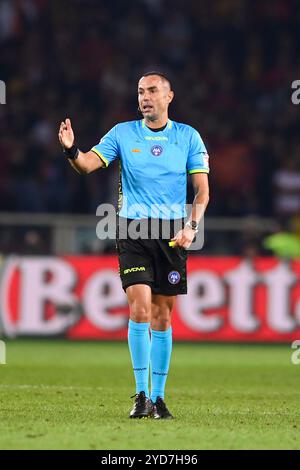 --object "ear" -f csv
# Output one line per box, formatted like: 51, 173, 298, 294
167, 90, 174, 104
